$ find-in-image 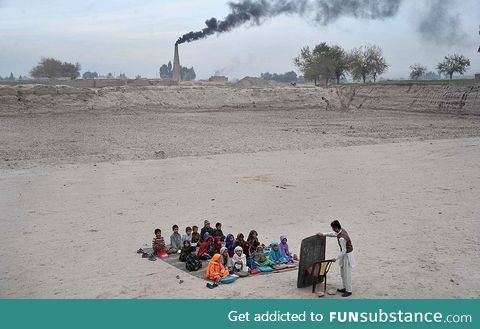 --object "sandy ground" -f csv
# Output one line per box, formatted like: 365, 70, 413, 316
1, 84, 479, 298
